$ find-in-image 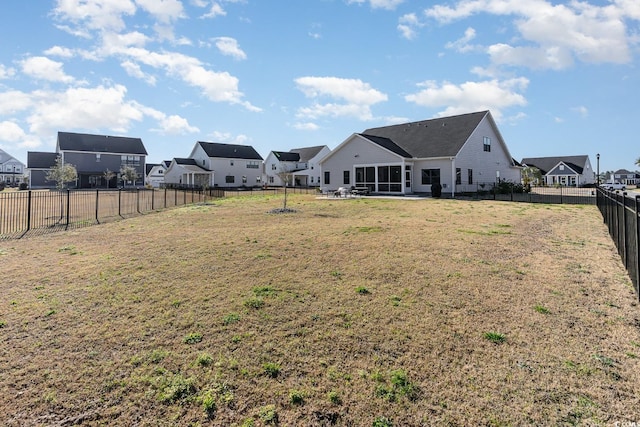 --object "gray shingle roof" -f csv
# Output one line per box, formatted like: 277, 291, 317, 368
198, 141, 263, 160
290, 146, 325, 162
273, 151, 300, 162
27, 151, 59, 169
57, 132, 148, 155
361, 111, 488, 158
521, 156, 589, 175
